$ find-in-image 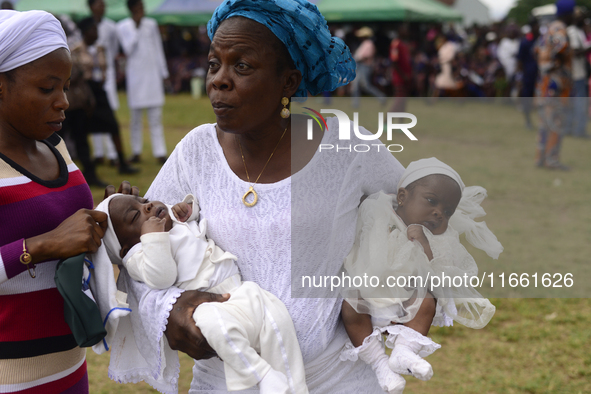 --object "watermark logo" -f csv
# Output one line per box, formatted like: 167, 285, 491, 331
302, 109, 418, 153
303, 107, 328, 135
